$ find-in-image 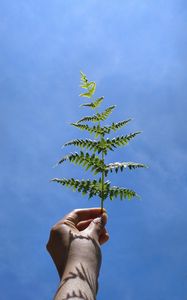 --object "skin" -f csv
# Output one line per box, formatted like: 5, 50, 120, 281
46, 208, 109, 300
